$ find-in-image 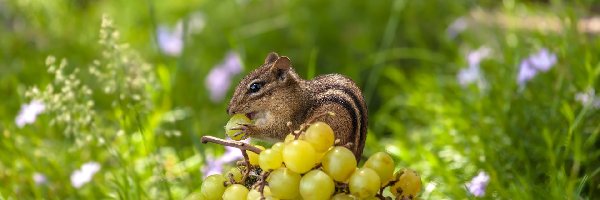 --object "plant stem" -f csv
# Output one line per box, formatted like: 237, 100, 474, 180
200, 136, 263, 154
